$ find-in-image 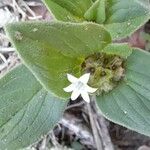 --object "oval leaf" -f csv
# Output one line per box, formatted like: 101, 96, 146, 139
5, 21, 111, 99
0, 65, 68, 150
96, 48, 150, 136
